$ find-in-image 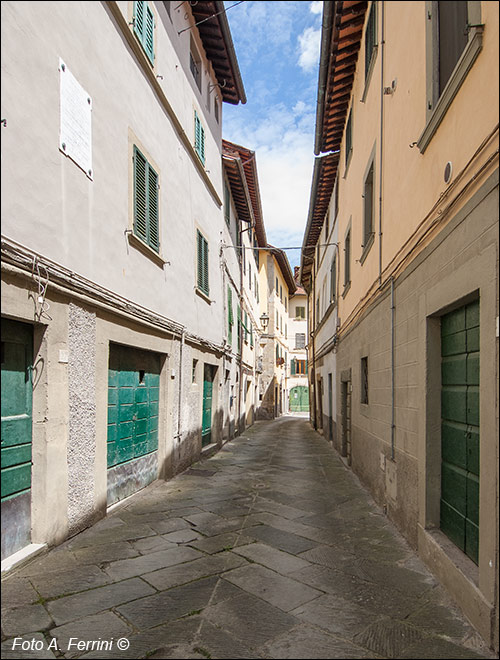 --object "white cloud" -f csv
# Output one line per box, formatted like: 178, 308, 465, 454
310, 1, 323, 15
297, 26, 321, 72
